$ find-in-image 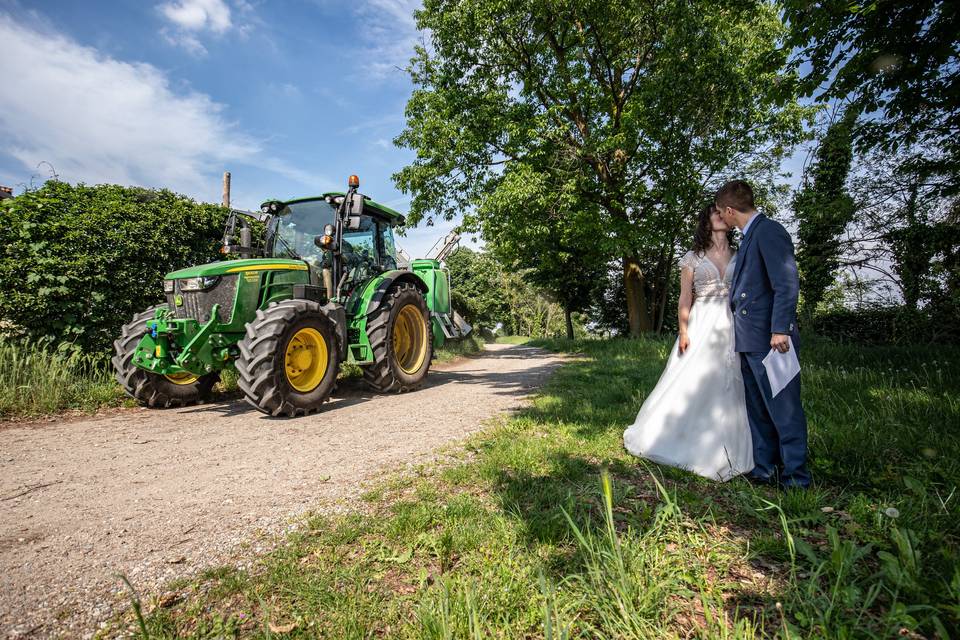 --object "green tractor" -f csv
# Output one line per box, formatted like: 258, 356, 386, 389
112, 175, 470, 417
